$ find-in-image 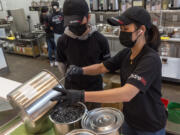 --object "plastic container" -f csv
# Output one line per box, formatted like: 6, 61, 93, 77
168, 102, 180, 124
161, 98, 169, 108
